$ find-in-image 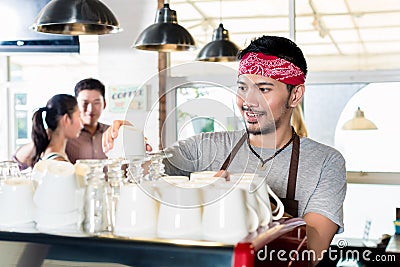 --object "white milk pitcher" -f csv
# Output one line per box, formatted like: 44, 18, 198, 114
33, 160, 81, 213
0, 178, 35, 226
